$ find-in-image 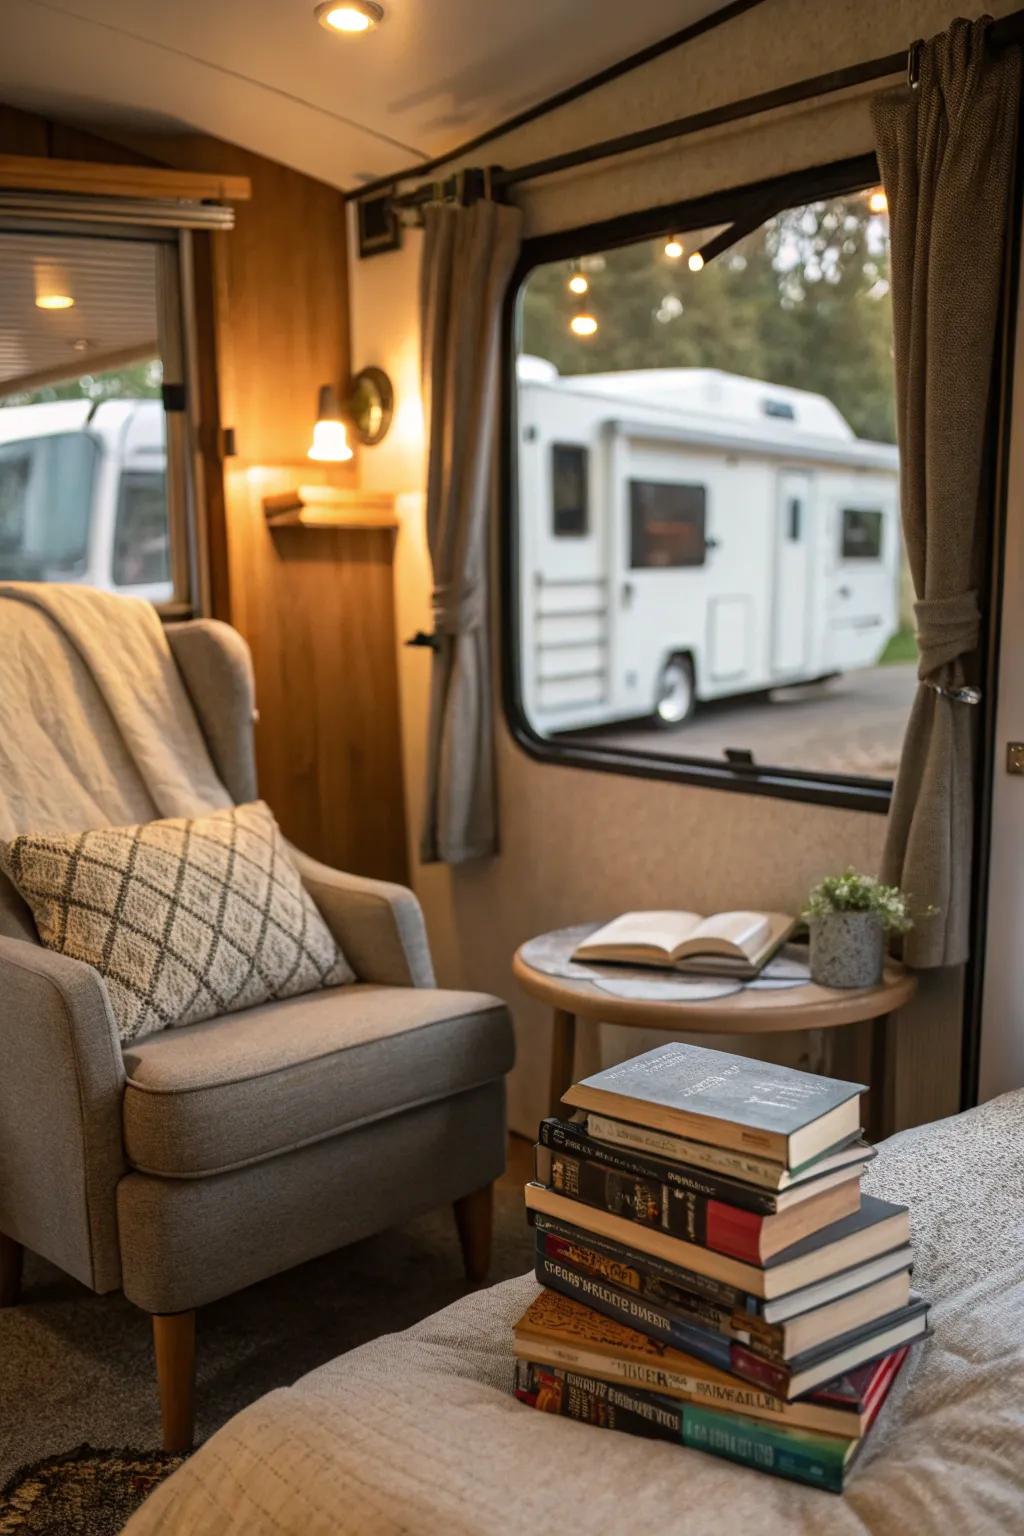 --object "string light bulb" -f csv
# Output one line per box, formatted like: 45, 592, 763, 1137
868, 188, 888, 214
570, 310, 598, 338
664, 236, 684, 259
568, 269, 589, 295
687, 251, 705, 273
